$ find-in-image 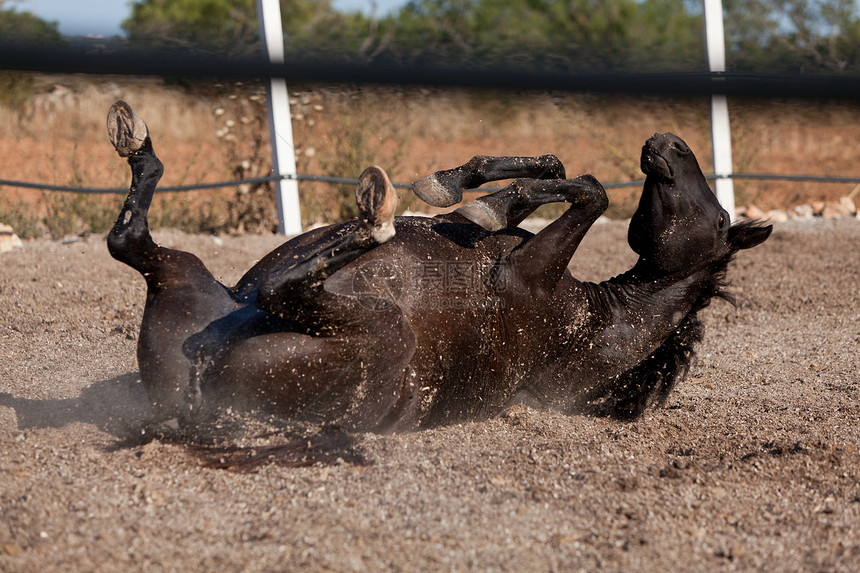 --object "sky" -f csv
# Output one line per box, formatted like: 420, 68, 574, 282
15, 0, 408, 38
